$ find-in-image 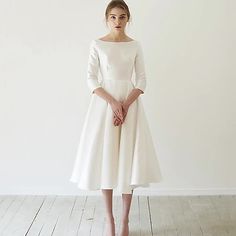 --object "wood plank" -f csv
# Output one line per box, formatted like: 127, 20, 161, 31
0, 195, 44, 236
26, 195, 57, 235
38, 196, 75, 236
129, 195, 141, 235
90, 196, 105, 236
179, 196, 203, 236
208, 195, 234, 236
0, 195, 16, 221
0, 196, 26, 234
161, 196, 178, 236
51, 196, 76, 235
149, 196, 167, 236
139, 196, 152, 236
168, 196, 190, 236
76, 196, 98, 235
0, 195, 235, 235
65, 196, 87, 236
